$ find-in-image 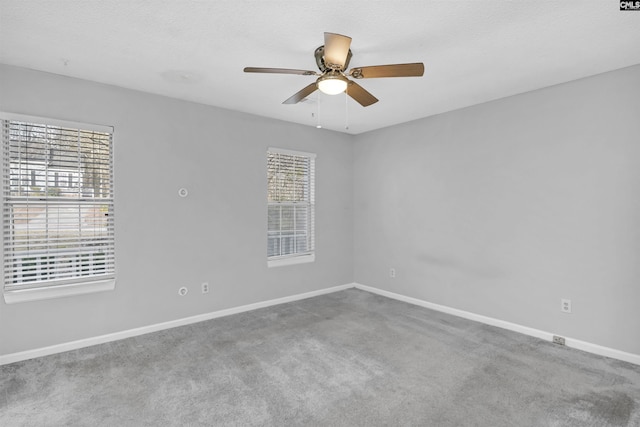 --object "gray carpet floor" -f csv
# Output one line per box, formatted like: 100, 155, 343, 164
1, 288, 639, 426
